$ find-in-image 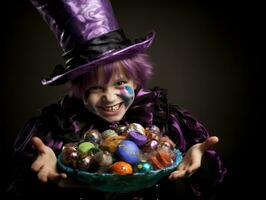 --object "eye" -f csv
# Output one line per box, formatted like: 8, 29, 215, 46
84, 86, 103, 99
89, 86, 103, 91
88, 86, 104, 94
115, 80, 127, 86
